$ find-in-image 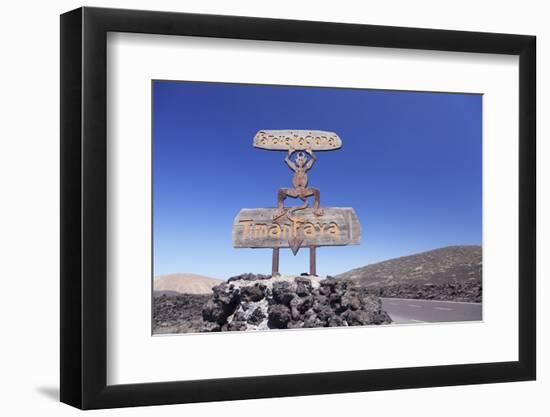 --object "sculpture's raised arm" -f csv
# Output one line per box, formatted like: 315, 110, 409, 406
284, 148, 297, 172
305, 147, 316, 170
